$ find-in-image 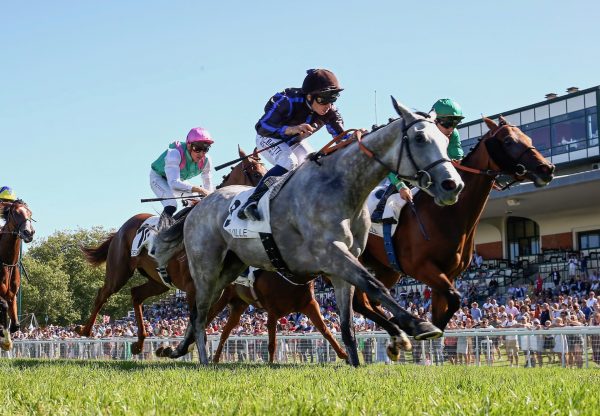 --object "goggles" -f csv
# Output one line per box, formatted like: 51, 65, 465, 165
437, 117, 463, 129
190, 143, 211, 153
314, 92, 339, 105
